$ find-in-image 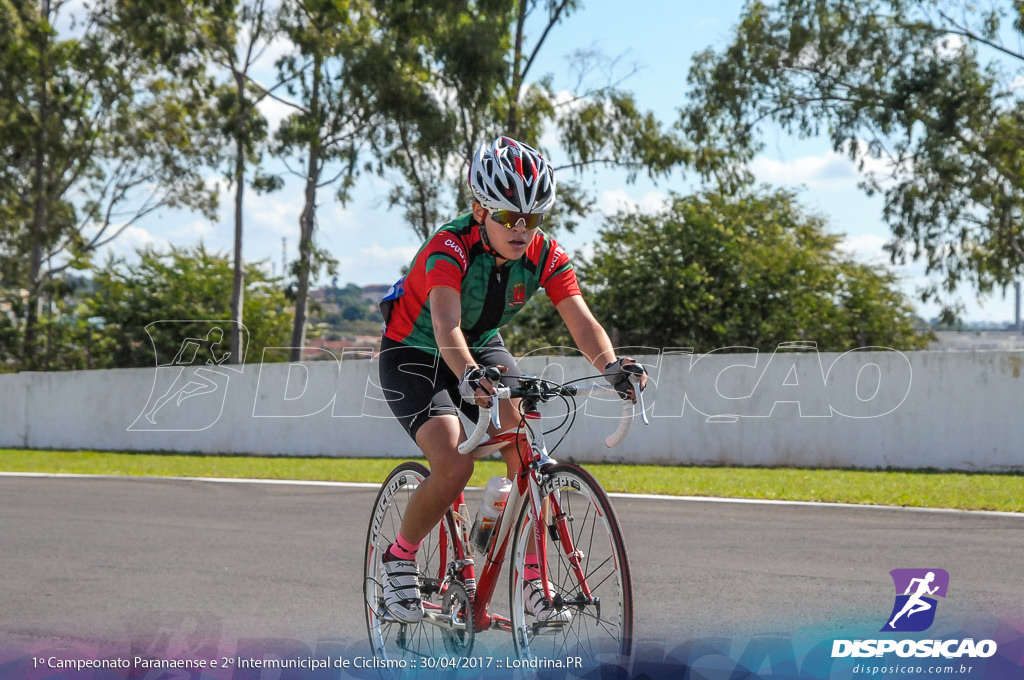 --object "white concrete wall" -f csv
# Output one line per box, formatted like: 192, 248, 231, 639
1, 348, 1021, 472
